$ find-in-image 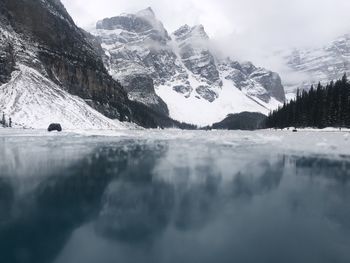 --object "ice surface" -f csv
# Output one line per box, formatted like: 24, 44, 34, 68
1, 129, 349, 196
0, 129, 350, 263
1, 129, 349, 157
